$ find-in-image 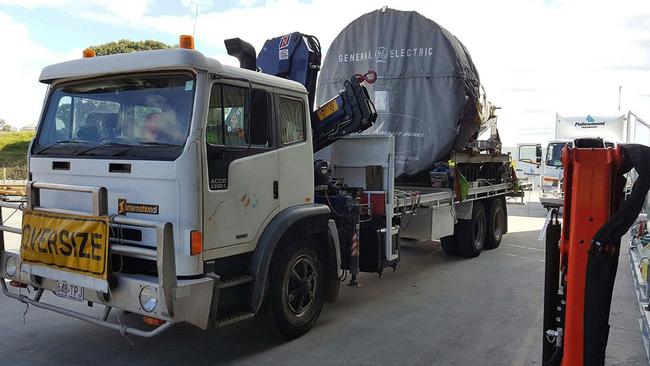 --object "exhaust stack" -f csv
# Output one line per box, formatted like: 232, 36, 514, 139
224, 38, 257, 71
